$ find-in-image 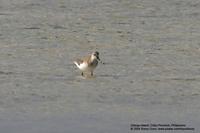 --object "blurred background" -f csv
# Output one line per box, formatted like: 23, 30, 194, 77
0, 0, 199, 132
